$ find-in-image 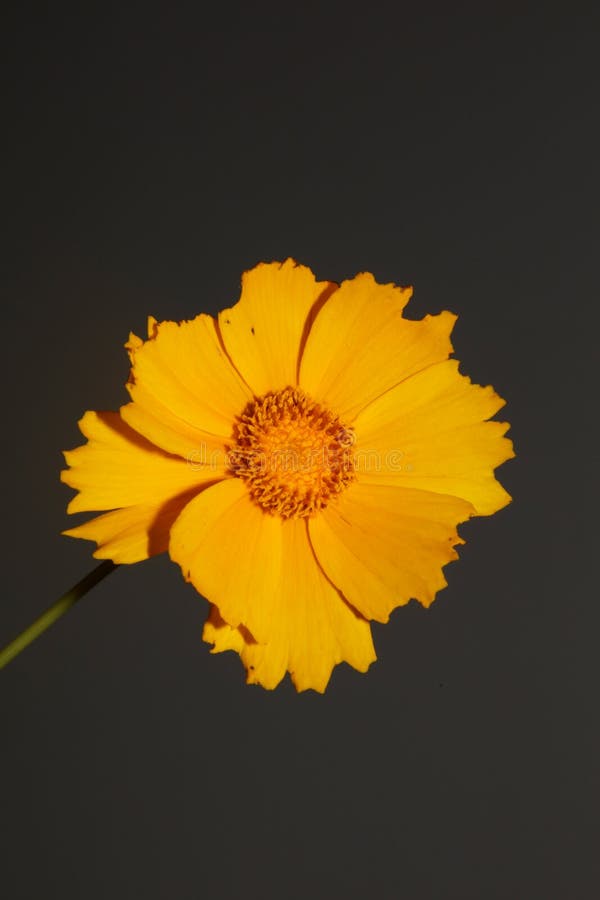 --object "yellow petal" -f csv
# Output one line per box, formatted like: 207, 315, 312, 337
309, 481, 475, 621
353, 359, 514, 514
63, 491, 201, 563
278, 519, 376, 692
202, 519, 376, 693
126, 313, 252, 451
169, 478, 283, 643
300, 272, 455, 419
62, 411, 221, 513
120, 397, 228, 467
218, 259, 335, 395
